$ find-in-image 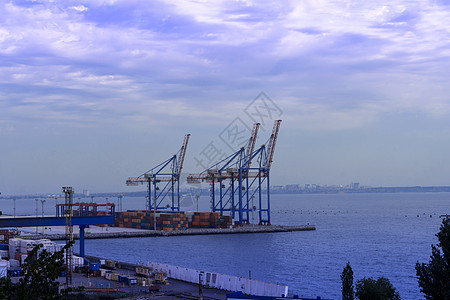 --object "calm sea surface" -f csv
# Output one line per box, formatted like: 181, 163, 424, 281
6, 192, 449, 299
